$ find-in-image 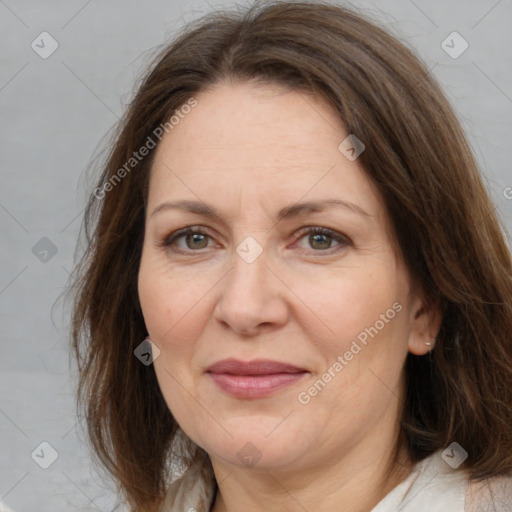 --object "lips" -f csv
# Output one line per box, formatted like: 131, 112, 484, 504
206, 358, 306, 375
205, 358, 309, 398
